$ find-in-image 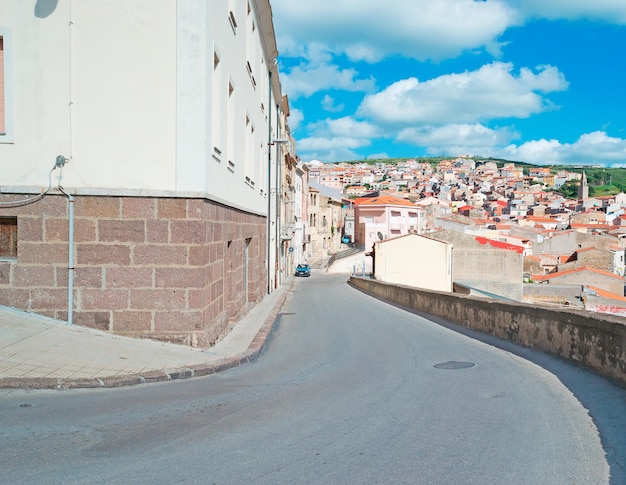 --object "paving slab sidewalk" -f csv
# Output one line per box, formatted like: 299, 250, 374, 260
0, 282, 291, 390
